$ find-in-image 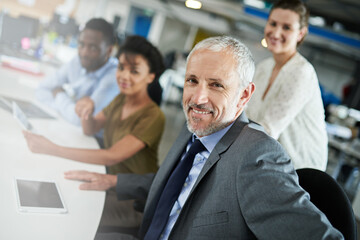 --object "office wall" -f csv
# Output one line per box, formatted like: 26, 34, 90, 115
106, 0, 130, 33
0, 0, 64, 20
73, 0, 129, 29
157, 17, 190, 55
